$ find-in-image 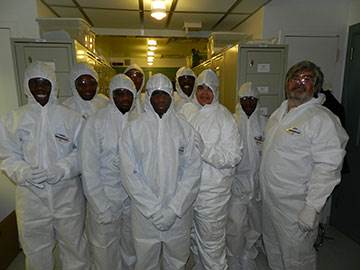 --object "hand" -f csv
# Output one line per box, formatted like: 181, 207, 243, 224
98, 210, 113, 224
46, 165, 65, 185
298, 204, 318, 232
16, 166, 46, 189
109, 154, 120, 172
23, 166, 48, 184
151, 207, 177, 231
194, 132, 205, 154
